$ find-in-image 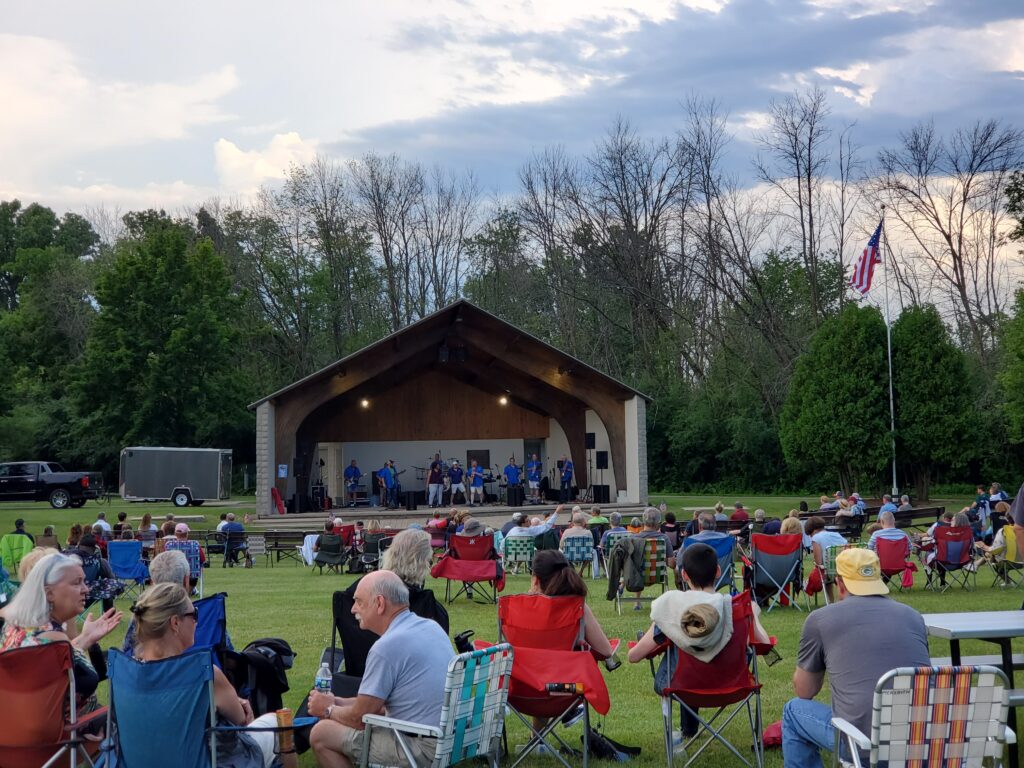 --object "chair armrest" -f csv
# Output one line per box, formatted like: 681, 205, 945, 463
473, 639, 495, 650
362, 713, 441, 739
215, 717, 318, 733
1006, 725, 1017, 745
831, 717, 871, 751
65, 706, 109, 734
